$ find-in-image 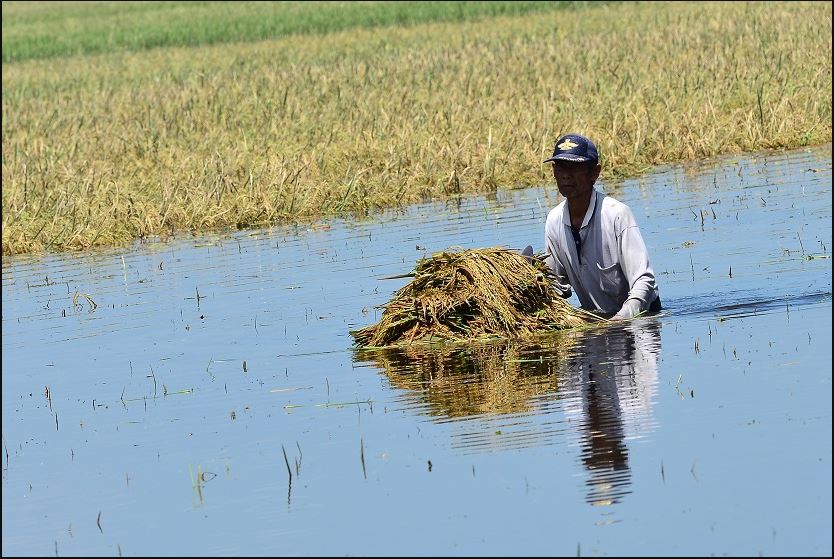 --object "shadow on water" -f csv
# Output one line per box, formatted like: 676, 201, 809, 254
354, 318, 662, 507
